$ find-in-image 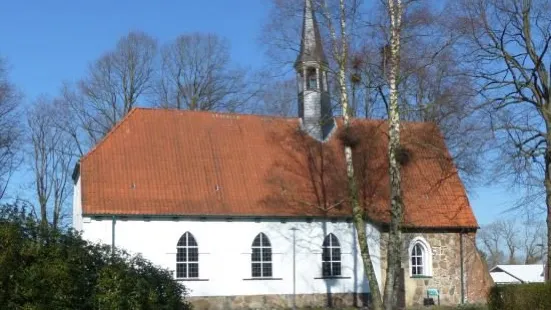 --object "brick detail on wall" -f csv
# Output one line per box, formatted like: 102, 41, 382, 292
188, 292, 370, 310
